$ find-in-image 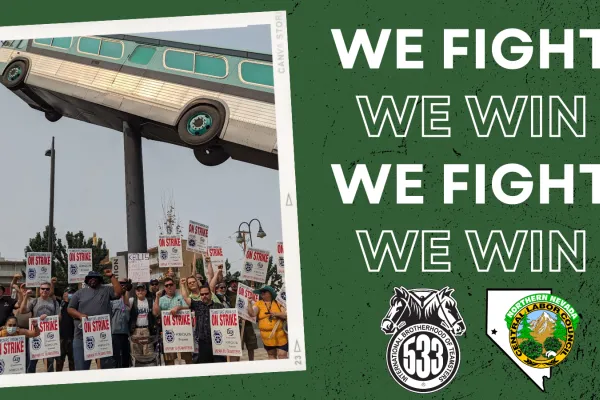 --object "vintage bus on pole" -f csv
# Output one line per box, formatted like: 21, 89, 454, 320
0, 36, 277, 169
